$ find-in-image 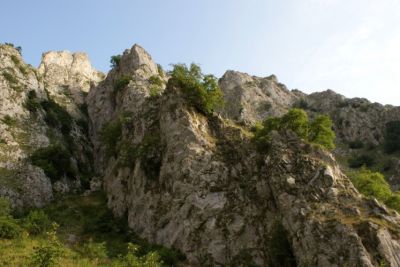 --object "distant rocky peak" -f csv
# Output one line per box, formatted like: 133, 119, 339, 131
119, 44, 158, 76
